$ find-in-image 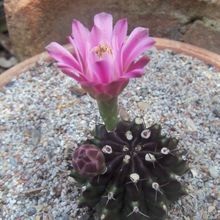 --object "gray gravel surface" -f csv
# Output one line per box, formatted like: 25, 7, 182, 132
0, 49, 219, 220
